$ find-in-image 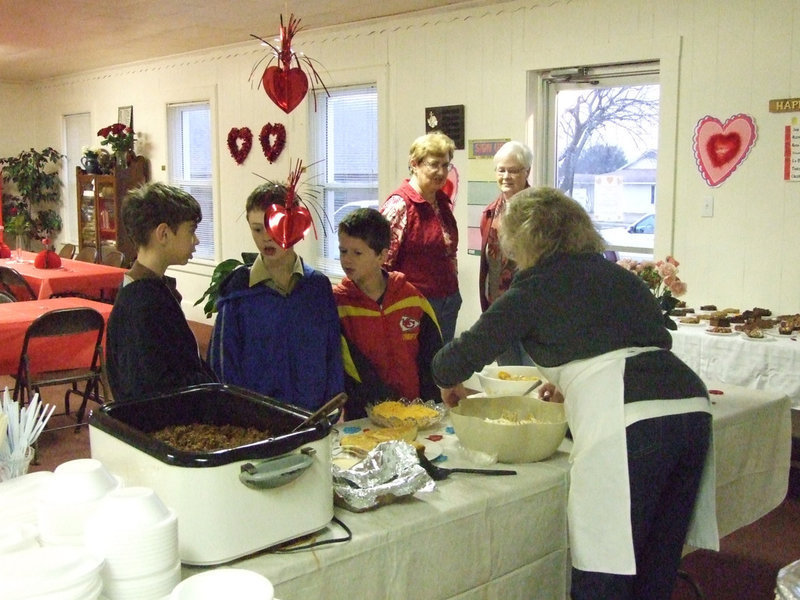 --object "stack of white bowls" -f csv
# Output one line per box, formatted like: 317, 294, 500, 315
169, 569, 274, 599
37, 458, 121, 546
0, 545, 104, 600
85, 486, 180, 600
